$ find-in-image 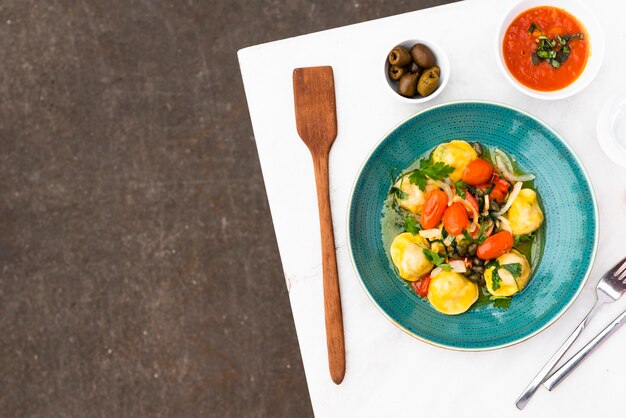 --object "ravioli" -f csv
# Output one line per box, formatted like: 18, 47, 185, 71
484, 249, 531, 297
394, 174, 427, 213
431, 140, 478, 182
506, 188, 544, 235
427, 270, 479, 315
389, 232, 433, 281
